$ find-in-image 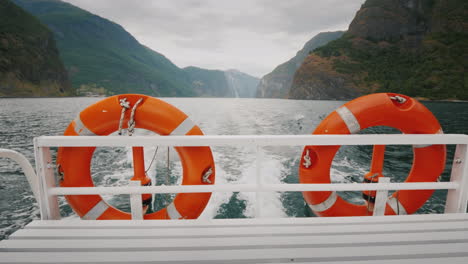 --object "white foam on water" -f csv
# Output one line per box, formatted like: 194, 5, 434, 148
197, 145, 254, 219
331, 156, 368, 182
331, 155, 370, 205
239, 154, 288, 218
199, 147, 287, 219
197, 152, 232, 219
294, 113, 305, 122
